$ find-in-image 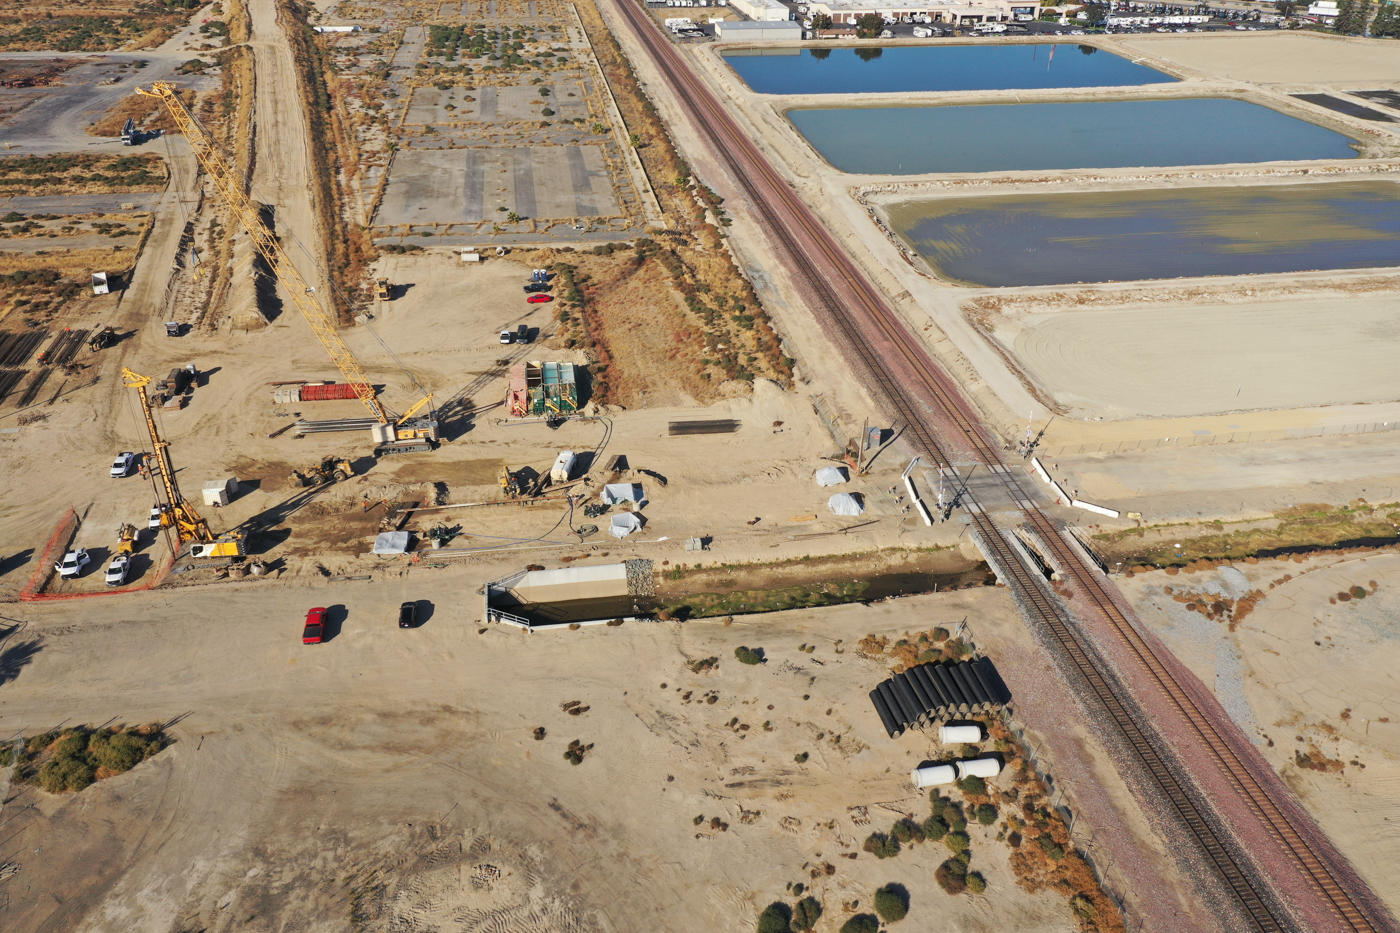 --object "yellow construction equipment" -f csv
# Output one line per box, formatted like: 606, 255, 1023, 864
137, 81, 436, 451
291, 457, 354, 489
122, 367, 244, 558
116, 522, 137, 555
375, 277, 391, 300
